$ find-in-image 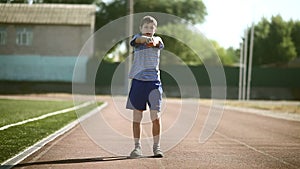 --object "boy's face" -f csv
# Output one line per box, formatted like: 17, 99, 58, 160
140, 22, 156, 36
